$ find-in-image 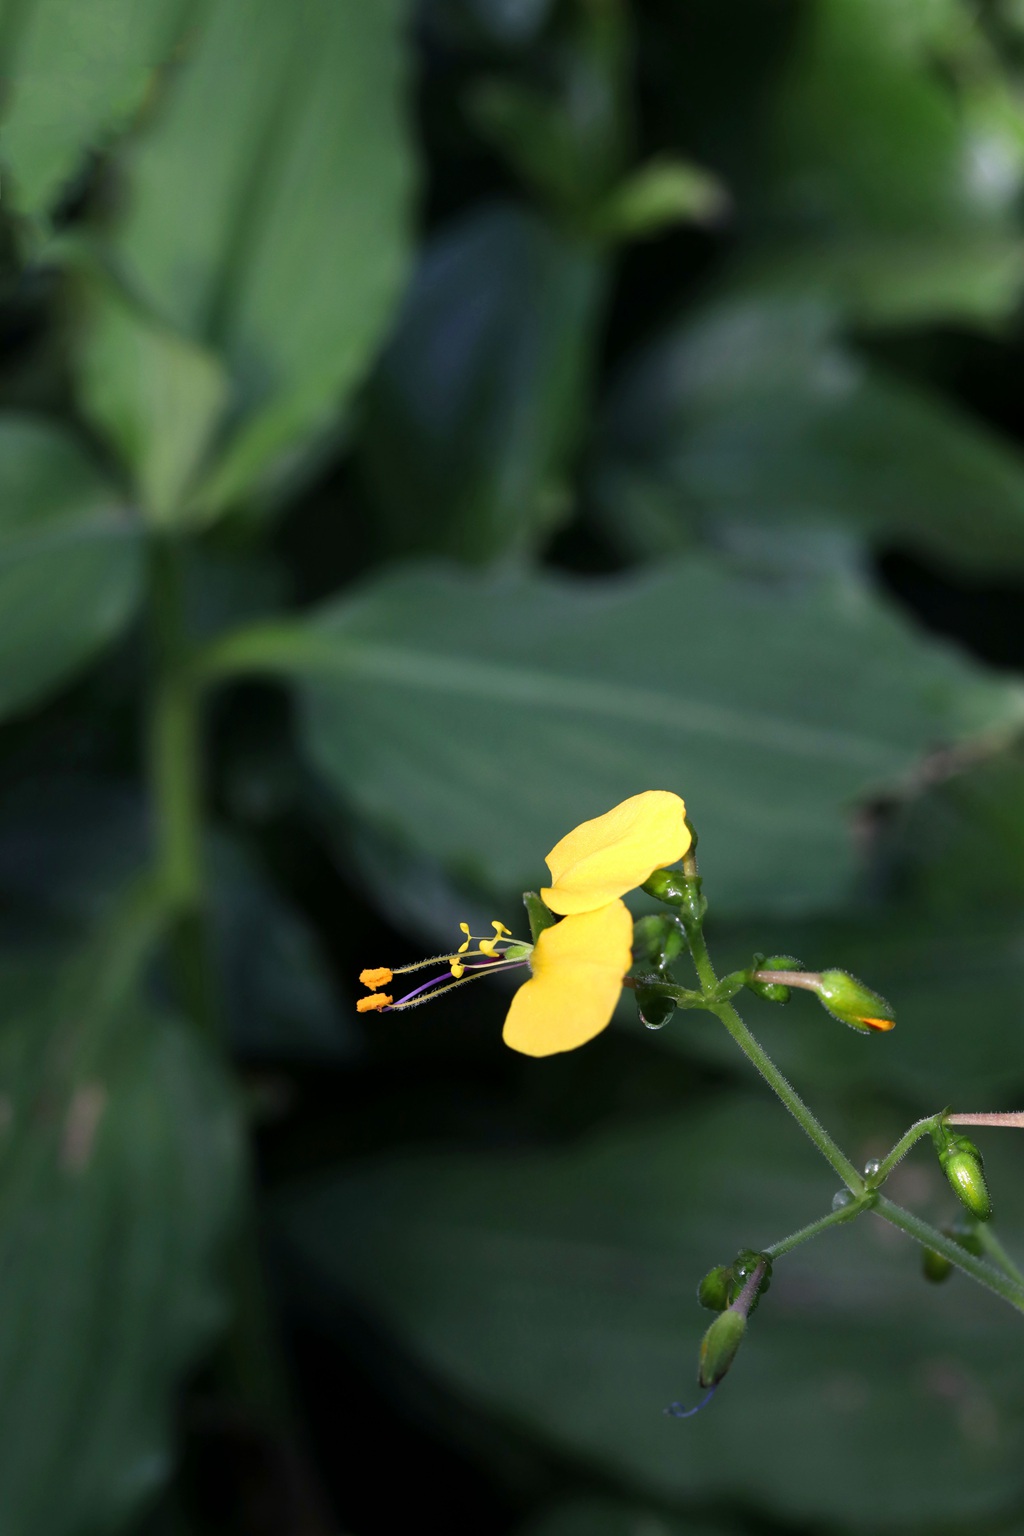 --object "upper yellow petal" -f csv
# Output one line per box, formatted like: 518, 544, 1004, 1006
502, 900, 633, 1058
540, 790, 690, 916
